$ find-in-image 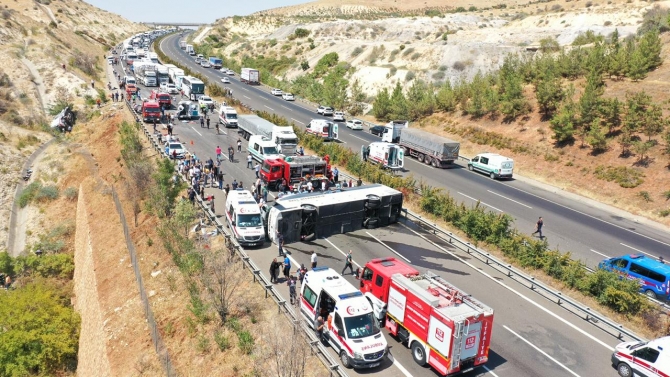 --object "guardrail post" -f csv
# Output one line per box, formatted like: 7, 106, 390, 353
264, 284, 272, 298
252, 268, 260, 283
